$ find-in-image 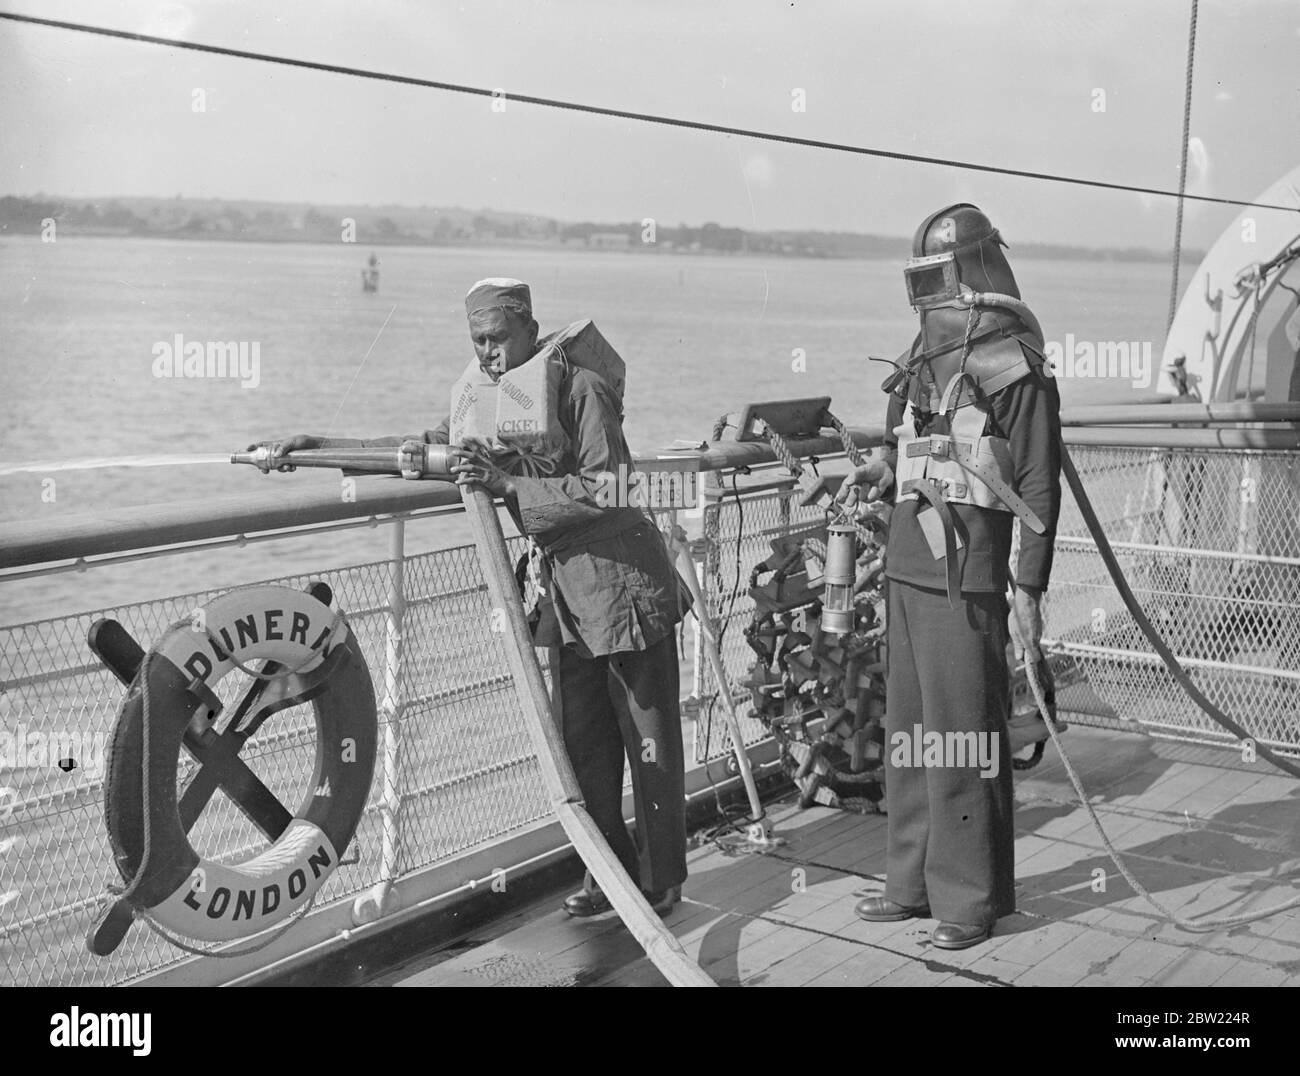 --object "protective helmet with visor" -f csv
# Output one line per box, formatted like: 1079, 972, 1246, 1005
903, 203, 1016, 311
